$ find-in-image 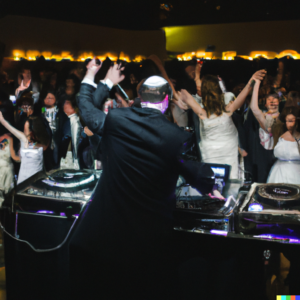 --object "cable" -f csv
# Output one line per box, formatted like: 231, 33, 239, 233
0, 216, 78, 253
